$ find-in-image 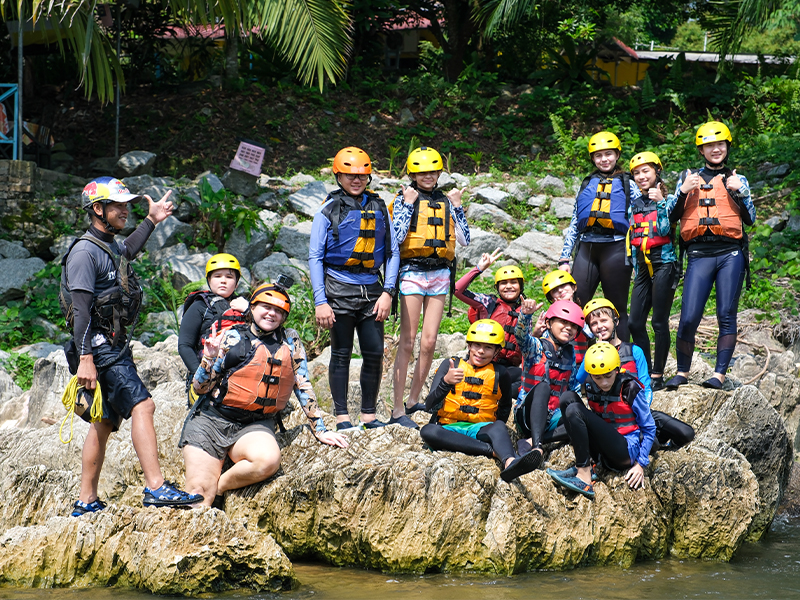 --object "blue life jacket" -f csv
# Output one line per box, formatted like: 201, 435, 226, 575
576, 172, 631, 235
321, 189, 392, 274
